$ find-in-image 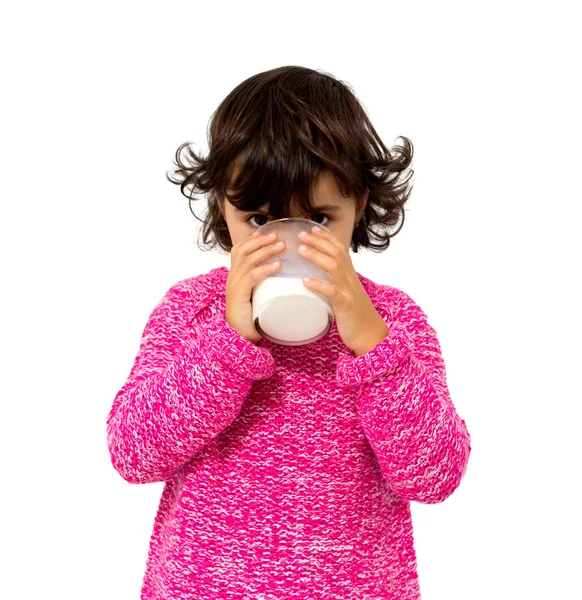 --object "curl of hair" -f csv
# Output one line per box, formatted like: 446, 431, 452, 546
166, 65, 414, 255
